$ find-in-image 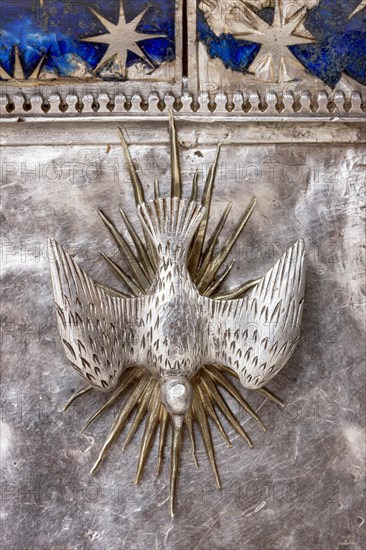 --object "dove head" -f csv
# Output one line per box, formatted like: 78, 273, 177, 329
160, 377, 193, 428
